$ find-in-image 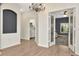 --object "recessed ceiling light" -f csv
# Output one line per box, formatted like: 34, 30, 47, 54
64, 15, 67, 17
